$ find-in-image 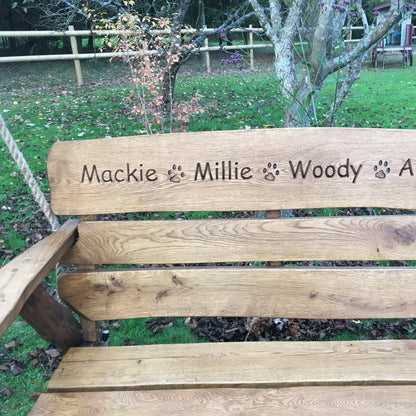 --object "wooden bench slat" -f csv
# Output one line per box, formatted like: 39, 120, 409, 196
48, 128, 416, 215
58, 267, 416, 320
0, 219, 78, 338
29, 386, 416, 415
61, 216, 416, 265
47, 340, 416, 392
